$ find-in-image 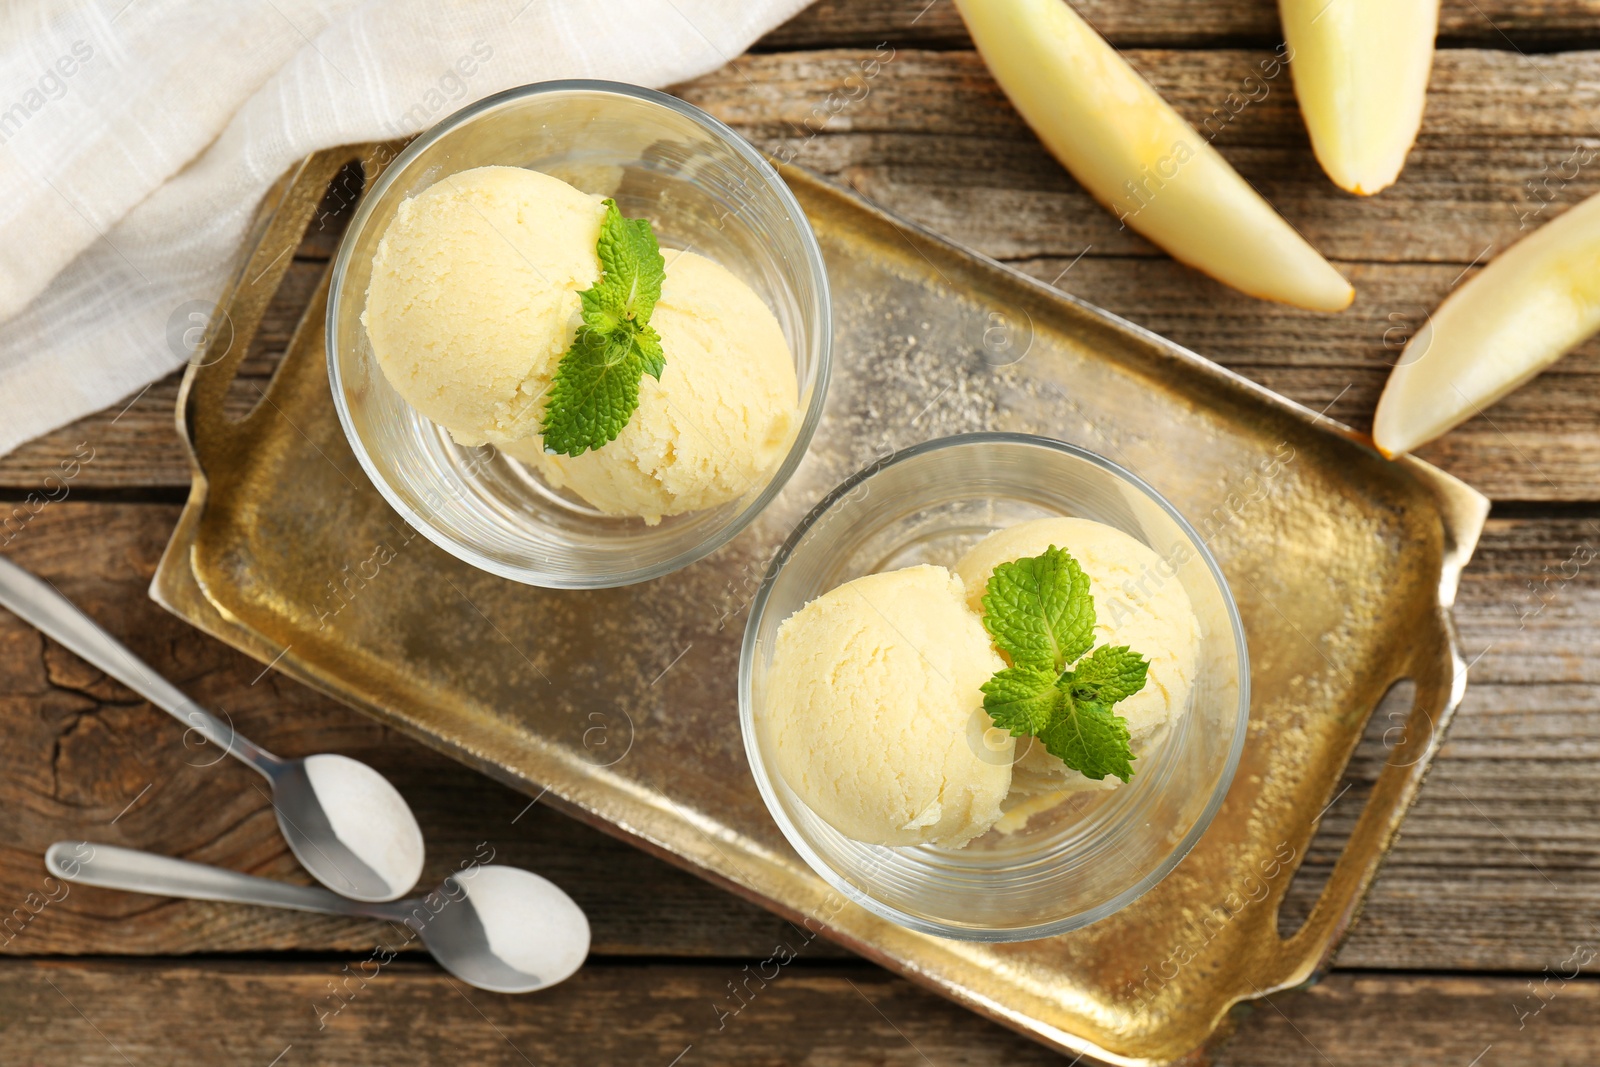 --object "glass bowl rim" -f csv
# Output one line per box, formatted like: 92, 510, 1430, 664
737, 431, 1252, 941
325, 78, 834, 589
